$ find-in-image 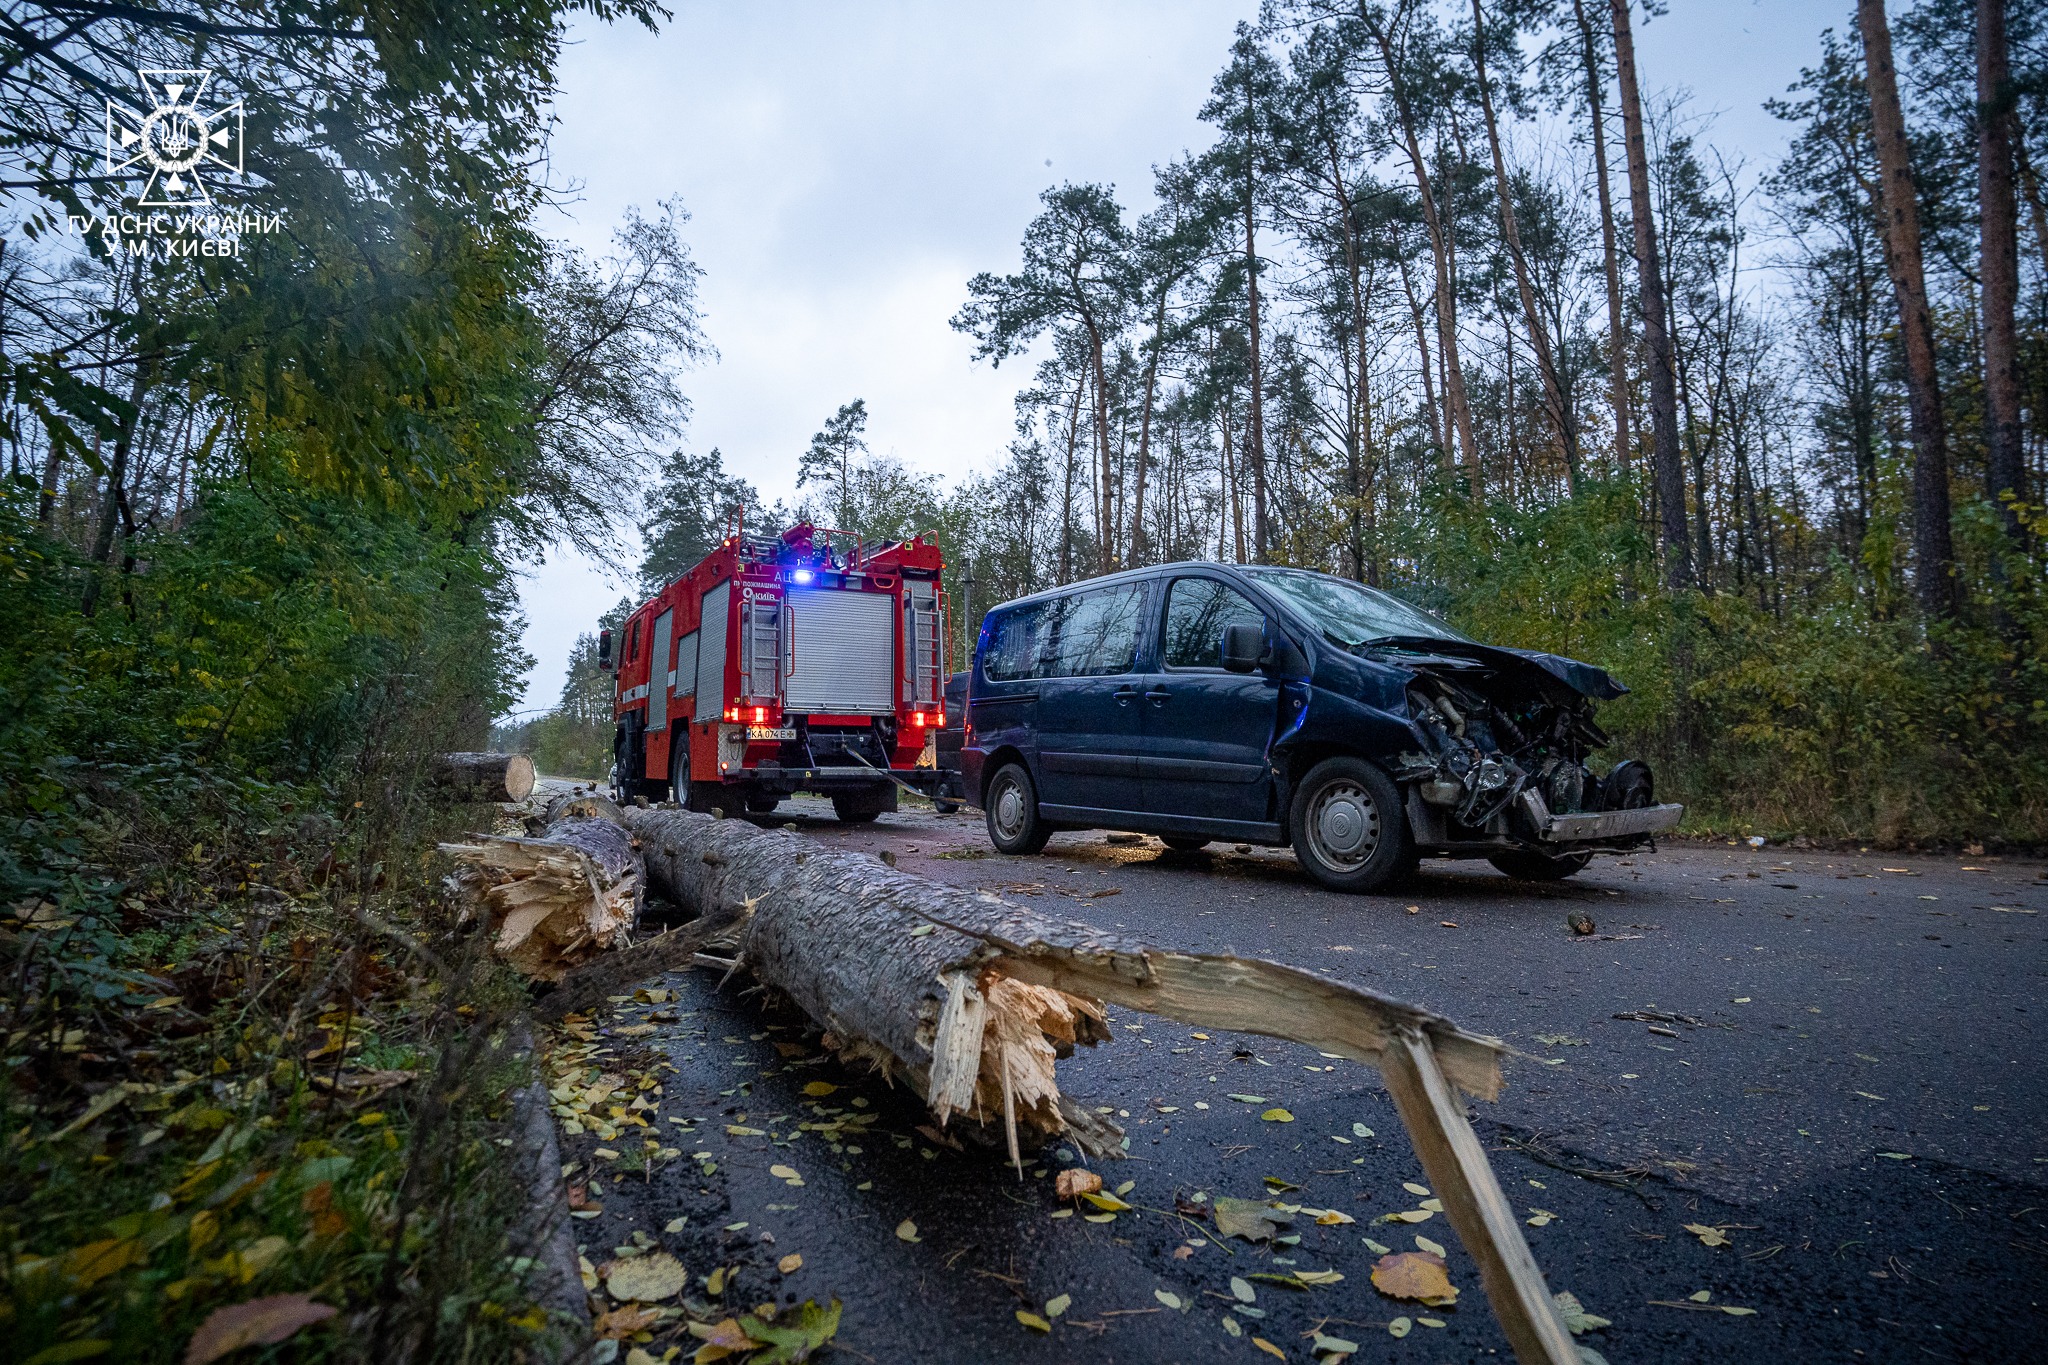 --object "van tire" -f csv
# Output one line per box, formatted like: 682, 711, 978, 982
984, 763, 1051, 856
1289, 757, 1414, 894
